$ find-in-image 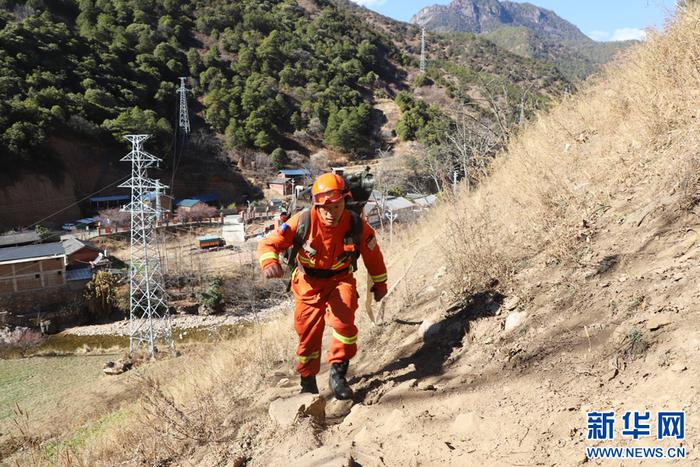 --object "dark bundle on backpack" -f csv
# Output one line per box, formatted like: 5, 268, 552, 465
344, 166, 374, 216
